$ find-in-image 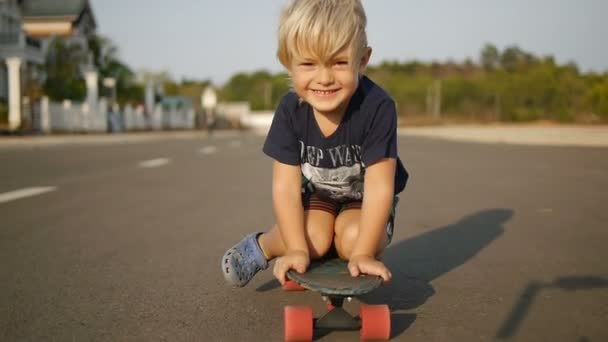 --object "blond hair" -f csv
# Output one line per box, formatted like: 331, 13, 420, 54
277, 0, 368, 69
